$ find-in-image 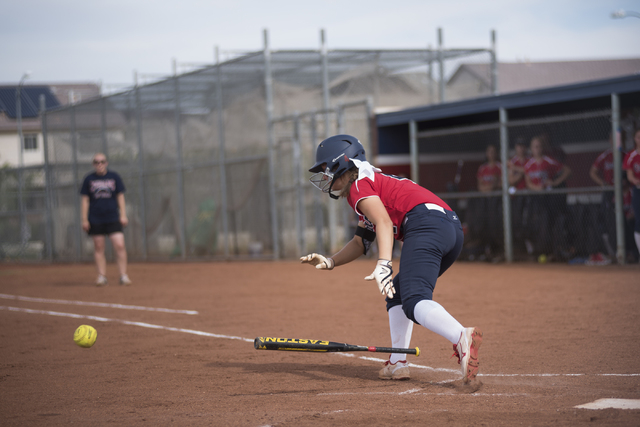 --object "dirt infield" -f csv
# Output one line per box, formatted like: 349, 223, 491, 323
1, 260, 639, 426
